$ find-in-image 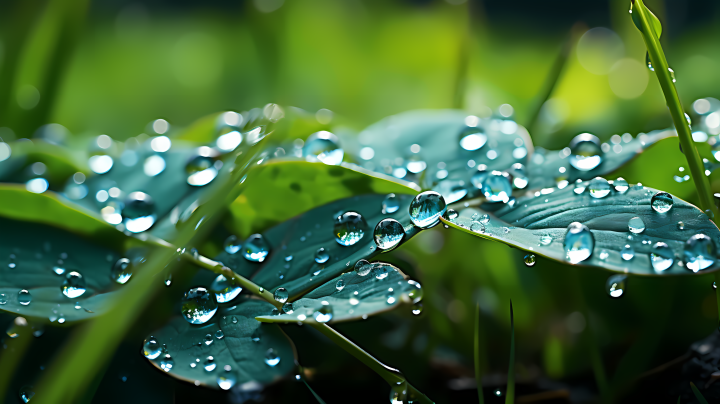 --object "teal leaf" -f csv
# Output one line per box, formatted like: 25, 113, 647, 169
255, 262, 420, 324
144, 299, 296, 389
218, 193, 421, 300
442, 182, 720, 275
